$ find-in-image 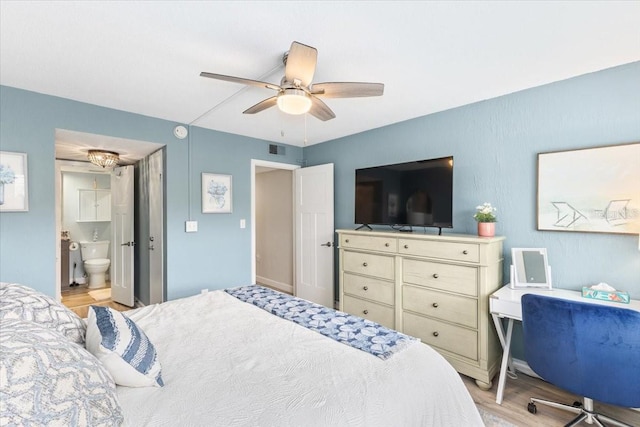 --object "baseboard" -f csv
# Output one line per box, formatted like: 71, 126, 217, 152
512, 358, 539, 378
256, 276, 293, 294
